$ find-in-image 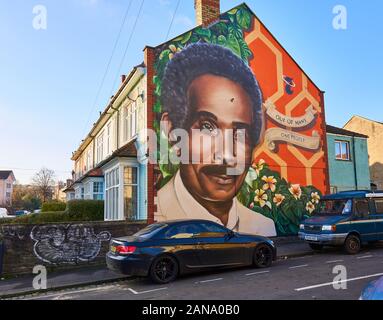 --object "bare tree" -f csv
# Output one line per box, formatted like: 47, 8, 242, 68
32, 168, 55, 203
